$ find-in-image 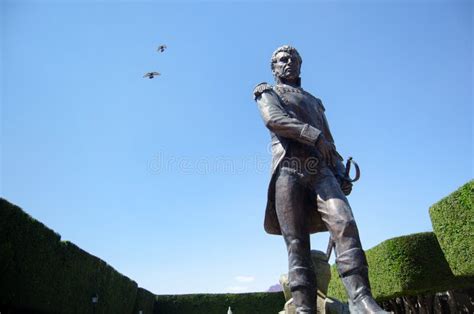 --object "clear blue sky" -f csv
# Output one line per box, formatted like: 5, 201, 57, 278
1, 0, 472, 295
